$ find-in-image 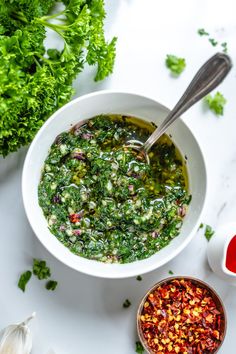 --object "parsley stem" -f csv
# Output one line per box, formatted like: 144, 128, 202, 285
33, 56, 42, 69
36, 19, 65, 34
40, 10, 66, 21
